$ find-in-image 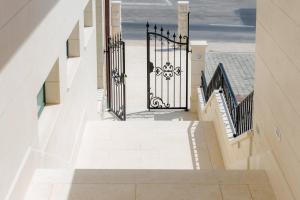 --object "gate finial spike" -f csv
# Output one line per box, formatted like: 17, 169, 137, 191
154, 24, 157, 31
167, 30, 170, 37
173, 33, 176, 38
160, 27, 163, 32
146, 21, 149, 28
179, 34, 182, 39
